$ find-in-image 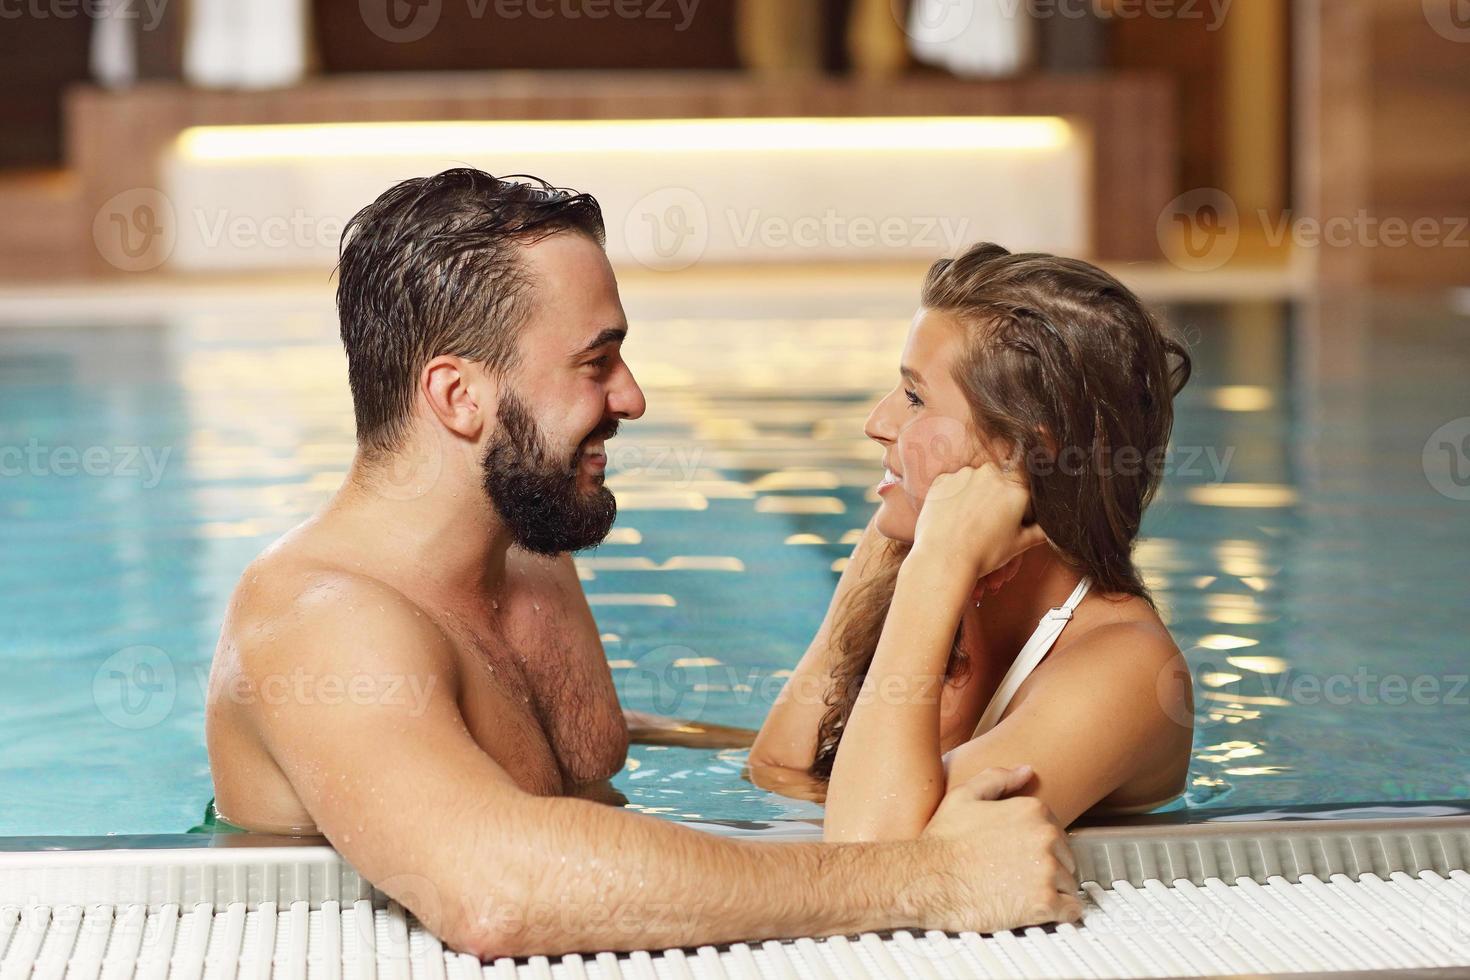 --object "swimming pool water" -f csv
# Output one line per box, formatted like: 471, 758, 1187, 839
2, 280, 1468, 836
